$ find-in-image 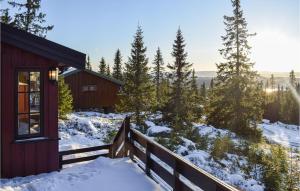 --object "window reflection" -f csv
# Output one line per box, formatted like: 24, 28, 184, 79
17, 71, 42, 138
